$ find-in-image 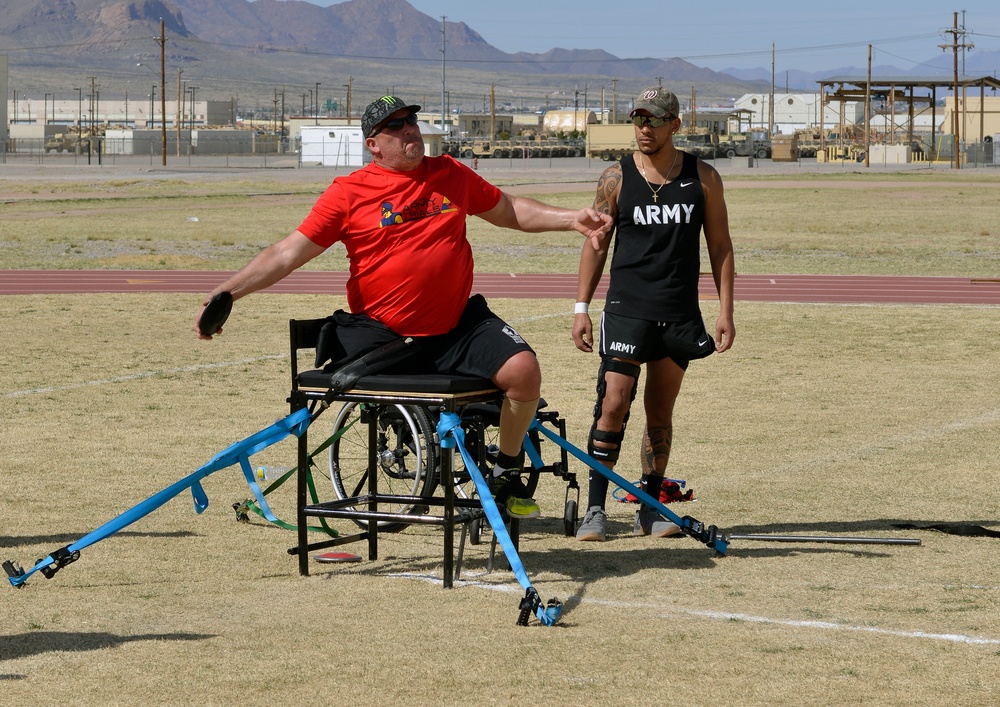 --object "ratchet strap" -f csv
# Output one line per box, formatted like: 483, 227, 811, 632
436, 411, 562, 627
527, 418, 729, 555
5, 407, 314, 588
